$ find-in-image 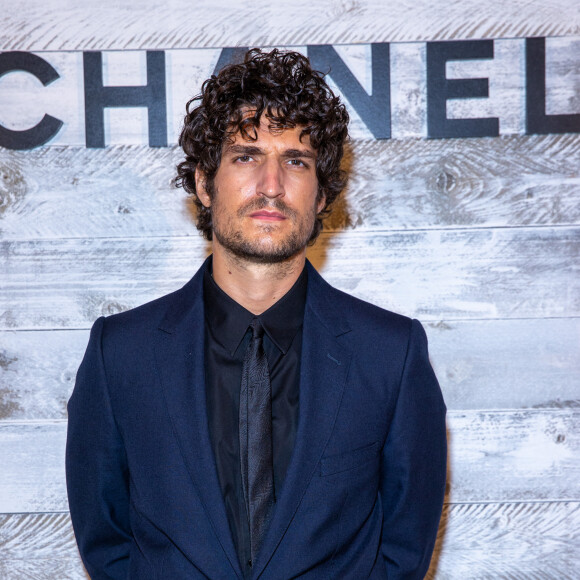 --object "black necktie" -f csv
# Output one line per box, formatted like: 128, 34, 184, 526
239, 318, 275, 566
